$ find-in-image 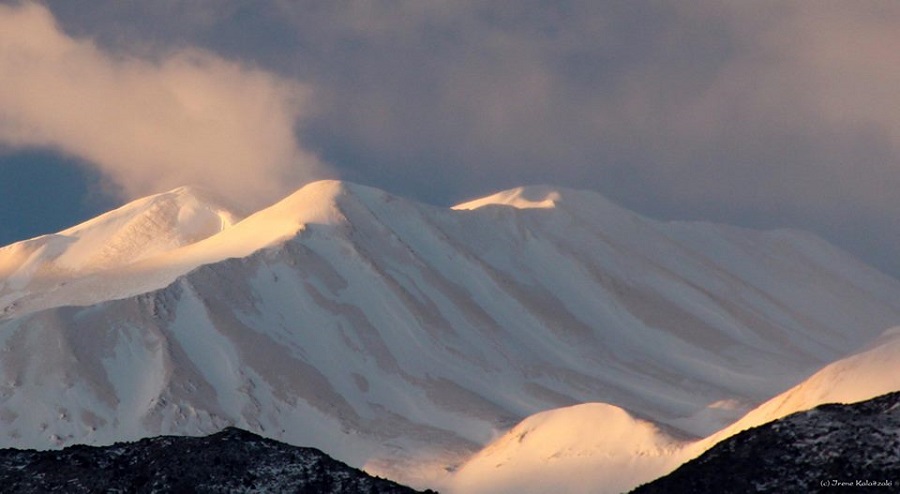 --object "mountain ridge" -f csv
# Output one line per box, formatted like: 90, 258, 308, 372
2, 180, 900, 491
631, 391, 900, 494
0, 426, 432, 494
0, 185, 241, 318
